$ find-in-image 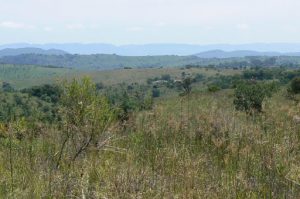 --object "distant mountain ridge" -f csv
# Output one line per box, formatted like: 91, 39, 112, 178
0, 48, 67, 58
195, 50, 300, 58
2, 43, 300, 56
